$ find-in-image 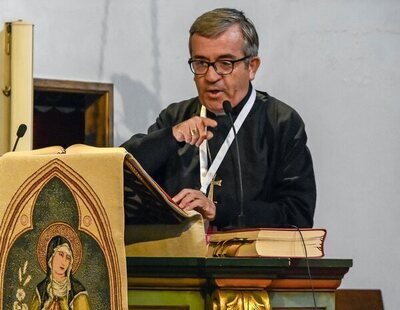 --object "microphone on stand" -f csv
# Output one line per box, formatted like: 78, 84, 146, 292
223, 100, 245, 228
12, 124, 27, 152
